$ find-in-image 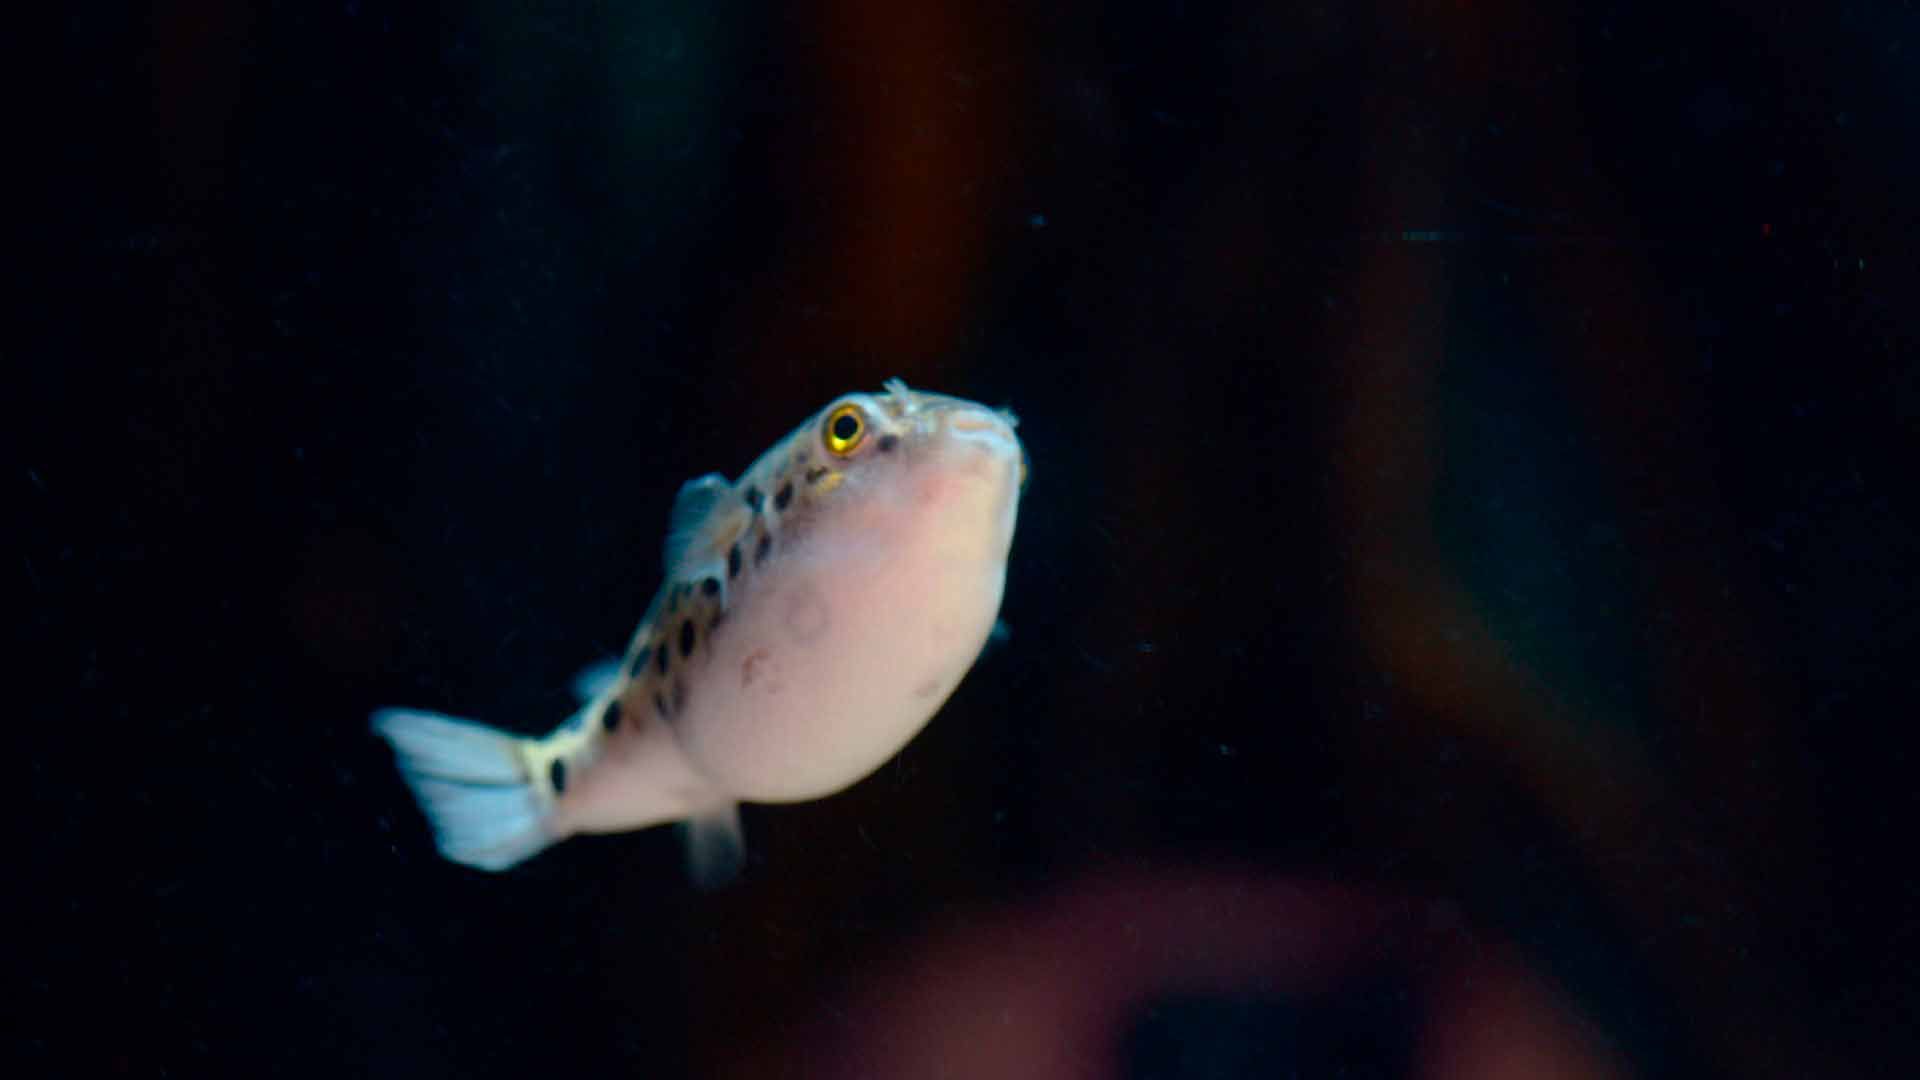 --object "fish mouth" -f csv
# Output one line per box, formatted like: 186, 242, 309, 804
883, 383, 1025, 488
940, 406, 1024, 461
936, 405, 1027, 499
